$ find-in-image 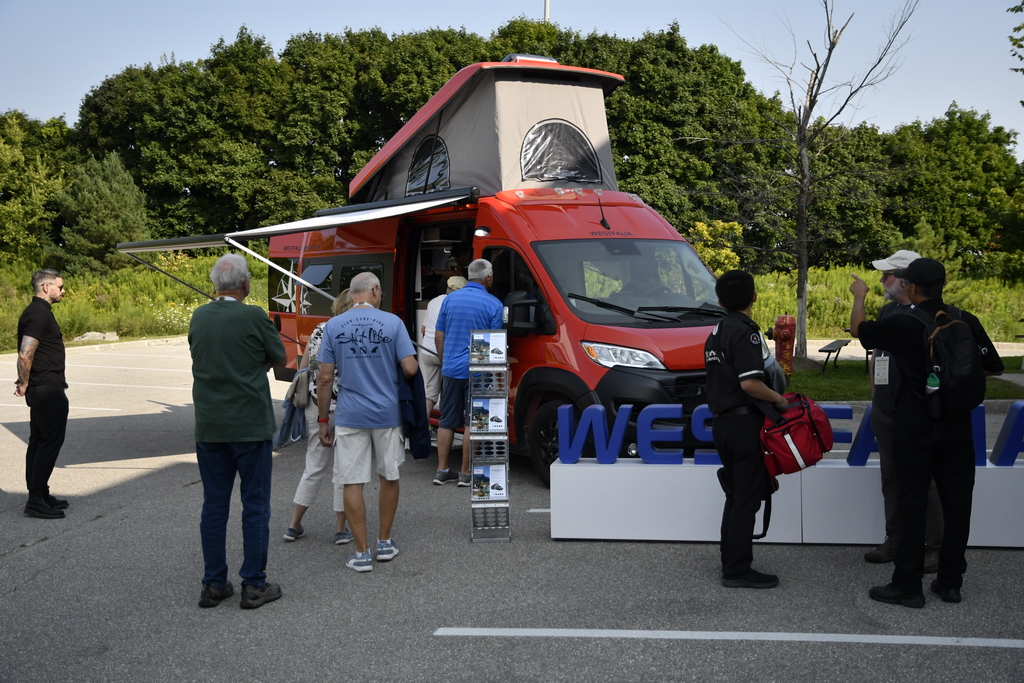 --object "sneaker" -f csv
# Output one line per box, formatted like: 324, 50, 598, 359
346, 550, 373, 572
433, 469, 459, 485
457, 472, 472, 487
864, 536, 898, 563
868, 583, 925, 608
24, 497, 64, 519
334, 529, 355, 545
923, 547, 940, 574
283, 525, 304, 542
43, 494, 69, 509
376, 538, 399, 561
239, 582, 282, 609
198, 581, 234, 608
930, 578, 962, 603
721, 569, 779, 589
